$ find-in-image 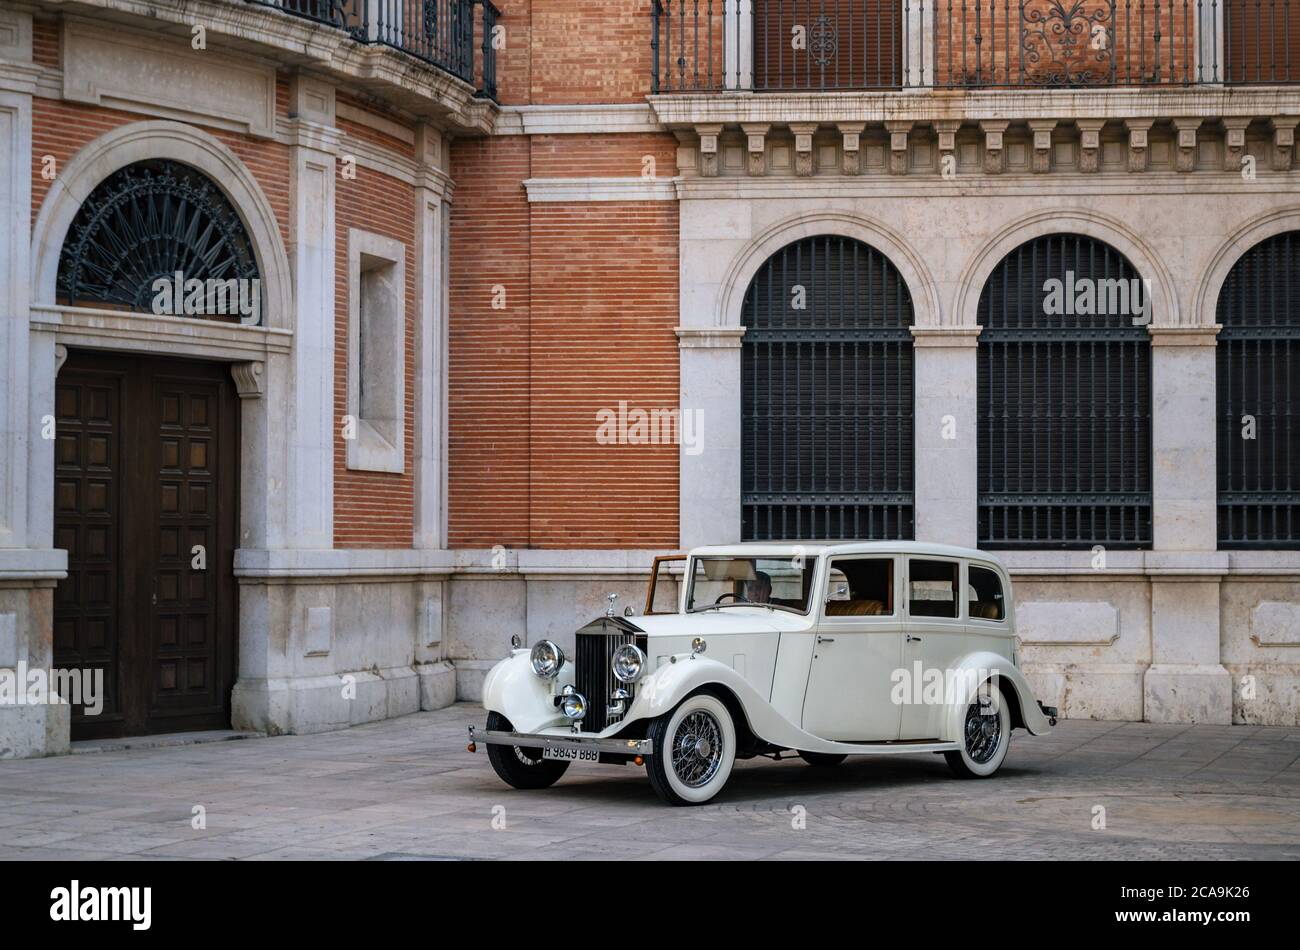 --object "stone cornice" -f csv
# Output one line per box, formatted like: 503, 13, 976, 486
522, 176, 679, 202
27, 0, 497, 135
495, 103, 661, 136
649, 87, 1300, 128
